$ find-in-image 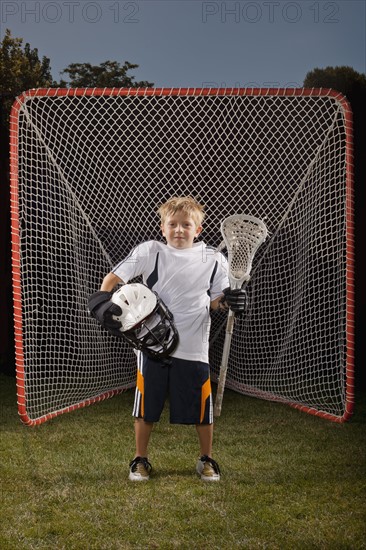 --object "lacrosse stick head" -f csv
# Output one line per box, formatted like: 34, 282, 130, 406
221, 214, 268, 289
